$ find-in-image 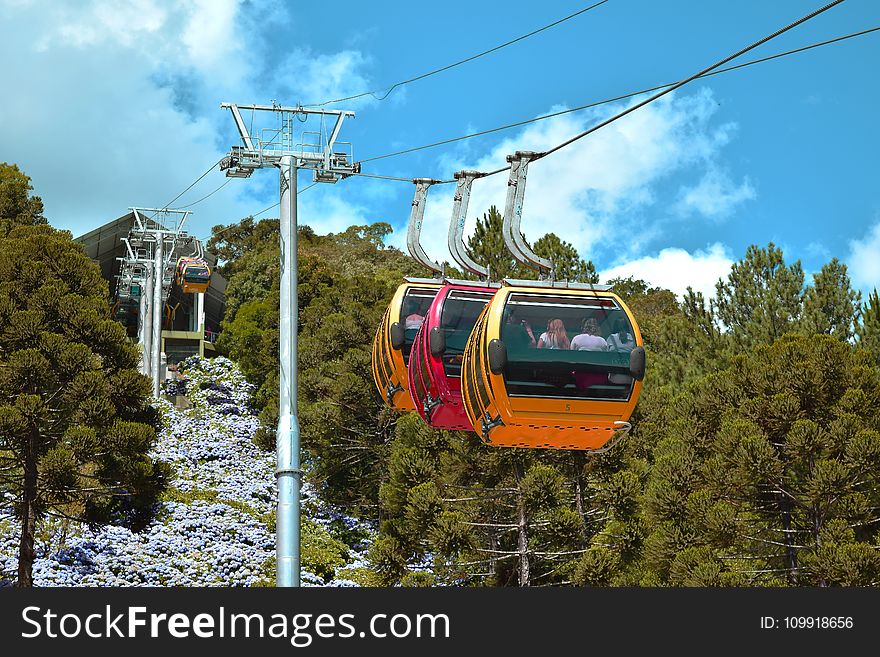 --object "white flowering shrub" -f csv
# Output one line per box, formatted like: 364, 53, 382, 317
0, 356, 374, 587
